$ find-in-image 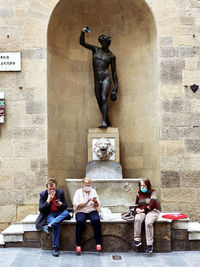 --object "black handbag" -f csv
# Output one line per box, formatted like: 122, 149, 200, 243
121, 207, 136, 221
